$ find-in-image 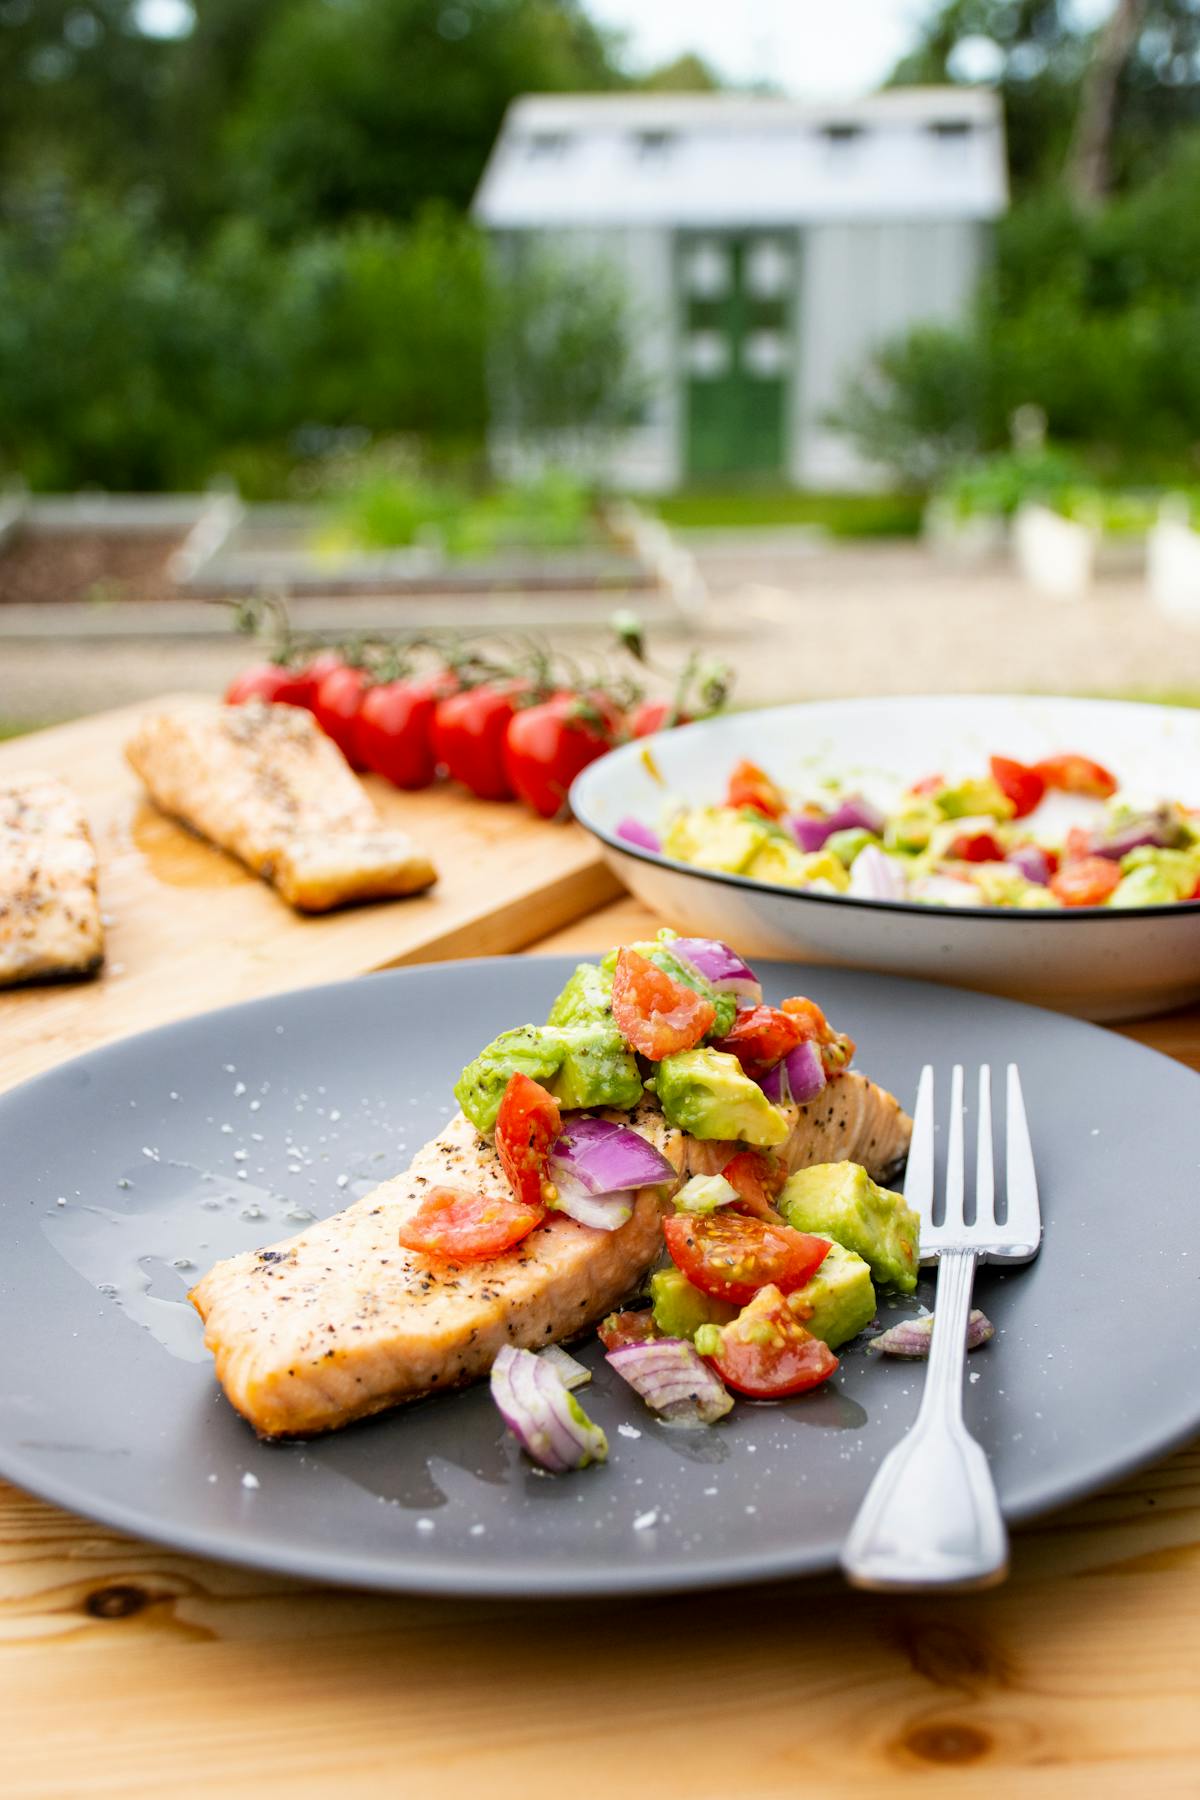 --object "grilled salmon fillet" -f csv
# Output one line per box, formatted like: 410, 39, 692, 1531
0, 772, 103, 986
125, 700, 436, 912
192, 1077, 910, 1440
684, 1071, 912, 1183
